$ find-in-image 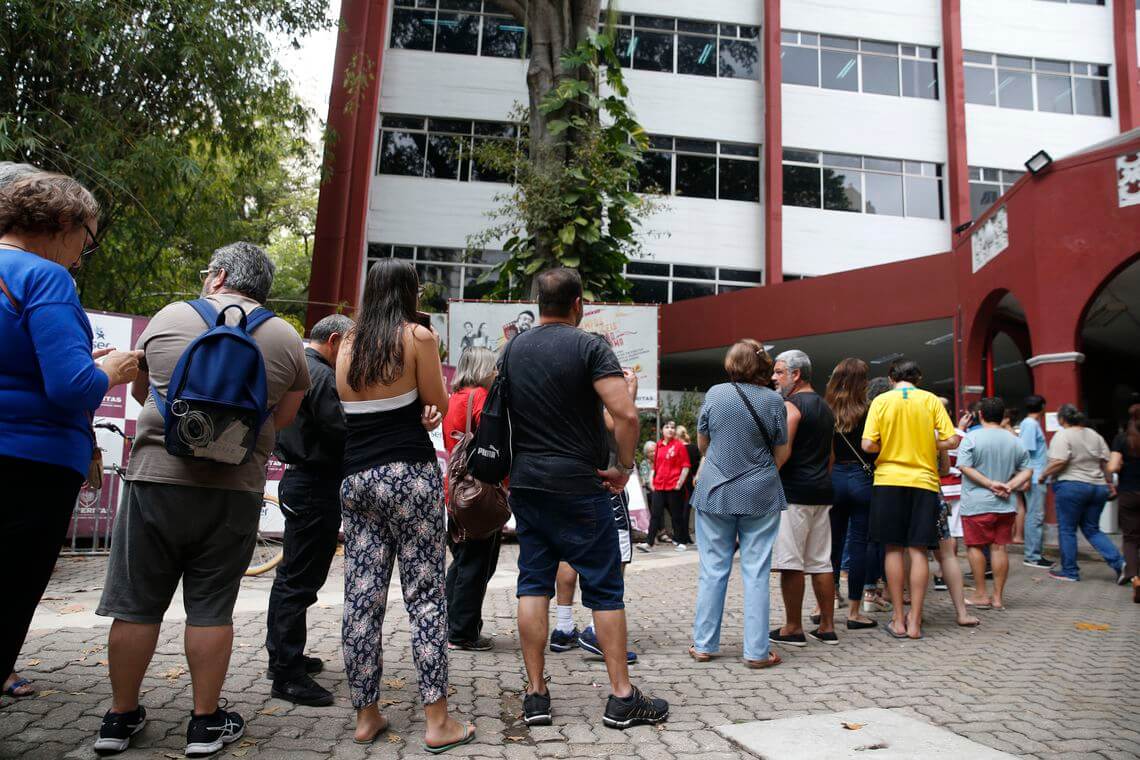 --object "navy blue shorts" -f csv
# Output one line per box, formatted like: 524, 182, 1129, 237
510, 487, 624, 610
